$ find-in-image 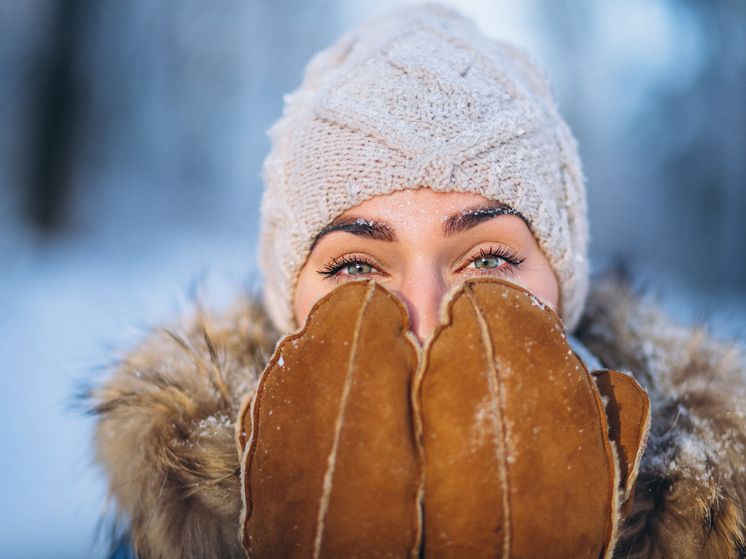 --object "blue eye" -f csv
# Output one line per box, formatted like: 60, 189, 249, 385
346, 262, 373, 275
319, 256, 379, 279
465, 247, 525, 272
473, 256, 503, 269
